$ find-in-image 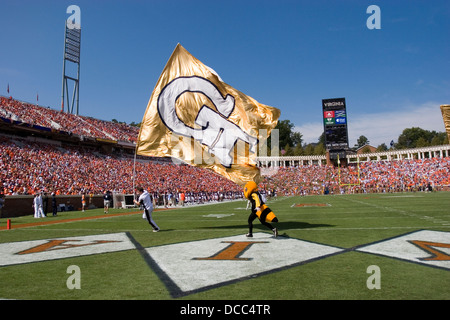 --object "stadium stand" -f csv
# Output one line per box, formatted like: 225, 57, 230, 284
1, 95, 449, 217
0, 135, 241, 197
1, 96, 139, 143
260, 157, 450, 196
2, 133, 449, 197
